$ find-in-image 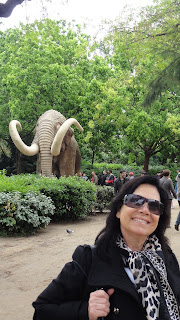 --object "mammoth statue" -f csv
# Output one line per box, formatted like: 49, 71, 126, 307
9, 110, 84, 177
